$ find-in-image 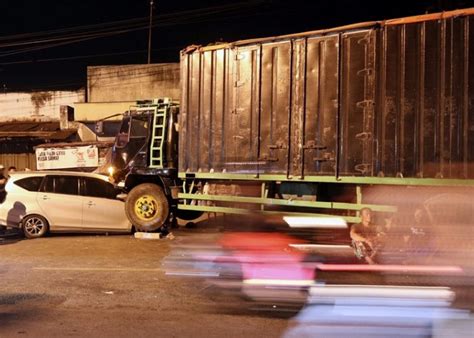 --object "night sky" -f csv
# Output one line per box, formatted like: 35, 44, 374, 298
1, 0, 473, 91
